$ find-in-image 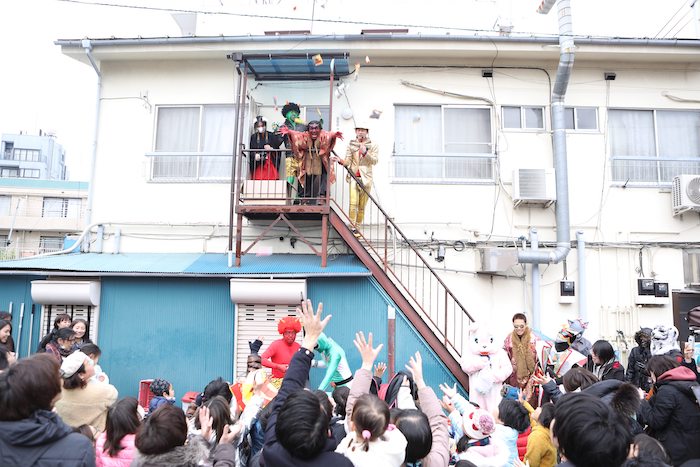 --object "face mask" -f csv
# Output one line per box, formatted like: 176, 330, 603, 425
257, 127, 265, 133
